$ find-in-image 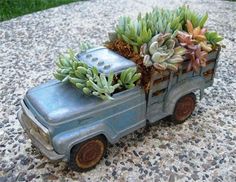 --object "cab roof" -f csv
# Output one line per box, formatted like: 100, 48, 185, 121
76, 47, 136, 75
